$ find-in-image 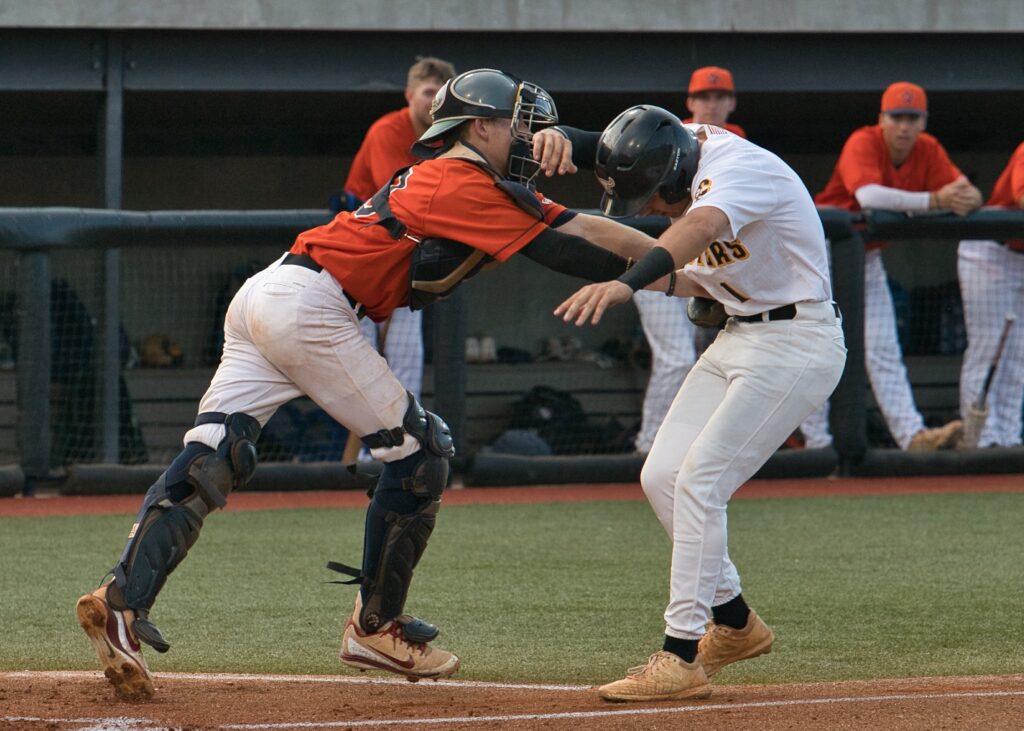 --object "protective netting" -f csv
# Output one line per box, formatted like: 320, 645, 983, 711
0, 234, 973, 467
0, 244, 357, 467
